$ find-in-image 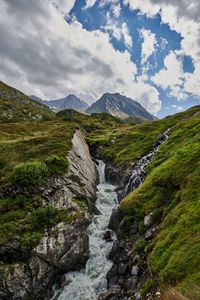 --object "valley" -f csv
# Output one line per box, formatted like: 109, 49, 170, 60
0, 81, 200, 300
